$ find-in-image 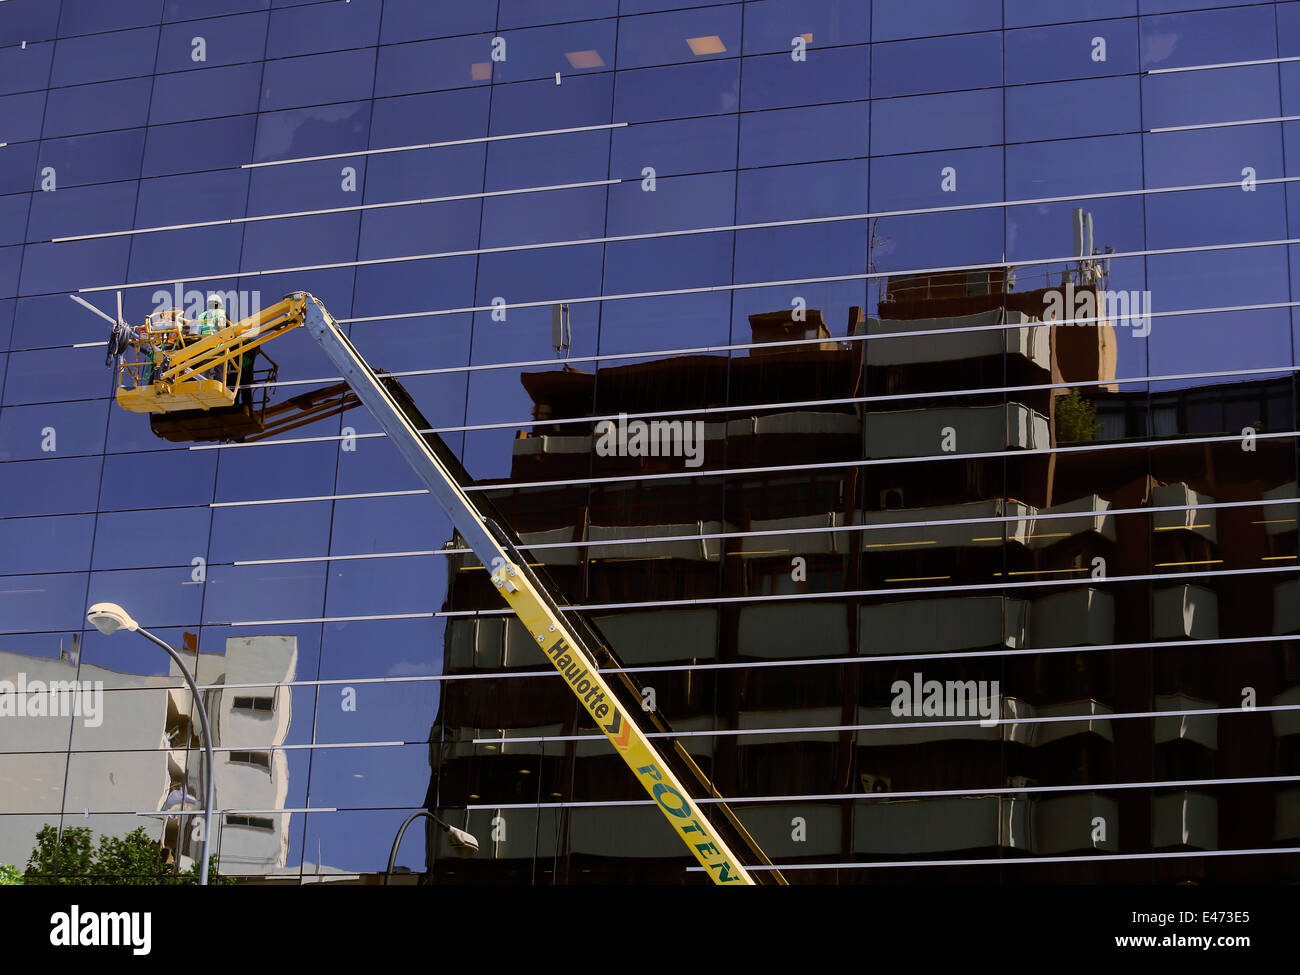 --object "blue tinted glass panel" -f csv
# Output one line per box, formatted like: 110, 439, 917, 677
98, 448, 217, 511
135, 169, 250, 228
0, 399, 108, 459
1007, 134, 1142, 198
60, 0, 162, 35
0, 455, 103, 516
142, 116, 253, 178
260, 50, 376, 111
214, 441, 336, 504
485, 129, 610, 191
734, 221, 865, 281
0, 91, 46, 144
738, 159, 867, 223
252, 101, 368, 164
480, 185, 605, 246
157, 13, 269, 72
11, 294, 116, 351
267, 0, 380, 57
743, 0, 870, 54
379, 0, 496, 43
126, 223, 244, 283
241, 212, 360, 272
1142, 65, 1278, 131
201, 560, 325, 624
163, 0, 269, 19
90, 506, 211, 570
1005, 76, 1142, 142
497, 21, 618, 83
872, 147, 1001, 210
26, 179, 137, 242
873, 0, 1001, 42
207, 499, 331, 563
1006, 20, 1138, 85
43, 78, 152, 139
1140, 6, 1276, 71
872, 34, 1001, 99
742, 46, 870, 111
0, 514, 95, 575
323, 555, 448, 618
0, 0, 63, 43
500, 0, 619, 29
608, 172, 733, 235
87, 566, 204, 628
0, 194, 31, 248
612, 115, 737, 179
738, 101, 868, 169
0, 42, 53, 97
0, 571, 89, 633
614, 60, 738, 124
0, 144, 39, 197
1139, 0, 1261, 15
1006, 0, 1135, 28
50, 29, 159, 87
872, 89, 1001, 155
1145, 125, 1282, 188
491, 73, 613, 133
20, 238, 131, 297
358, 199, 479, 262
374, 34, 495, 98
150, 63, 262, 124
618, 7, 741, 69
368, 89, 489, 154
1, 348, 110, 405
